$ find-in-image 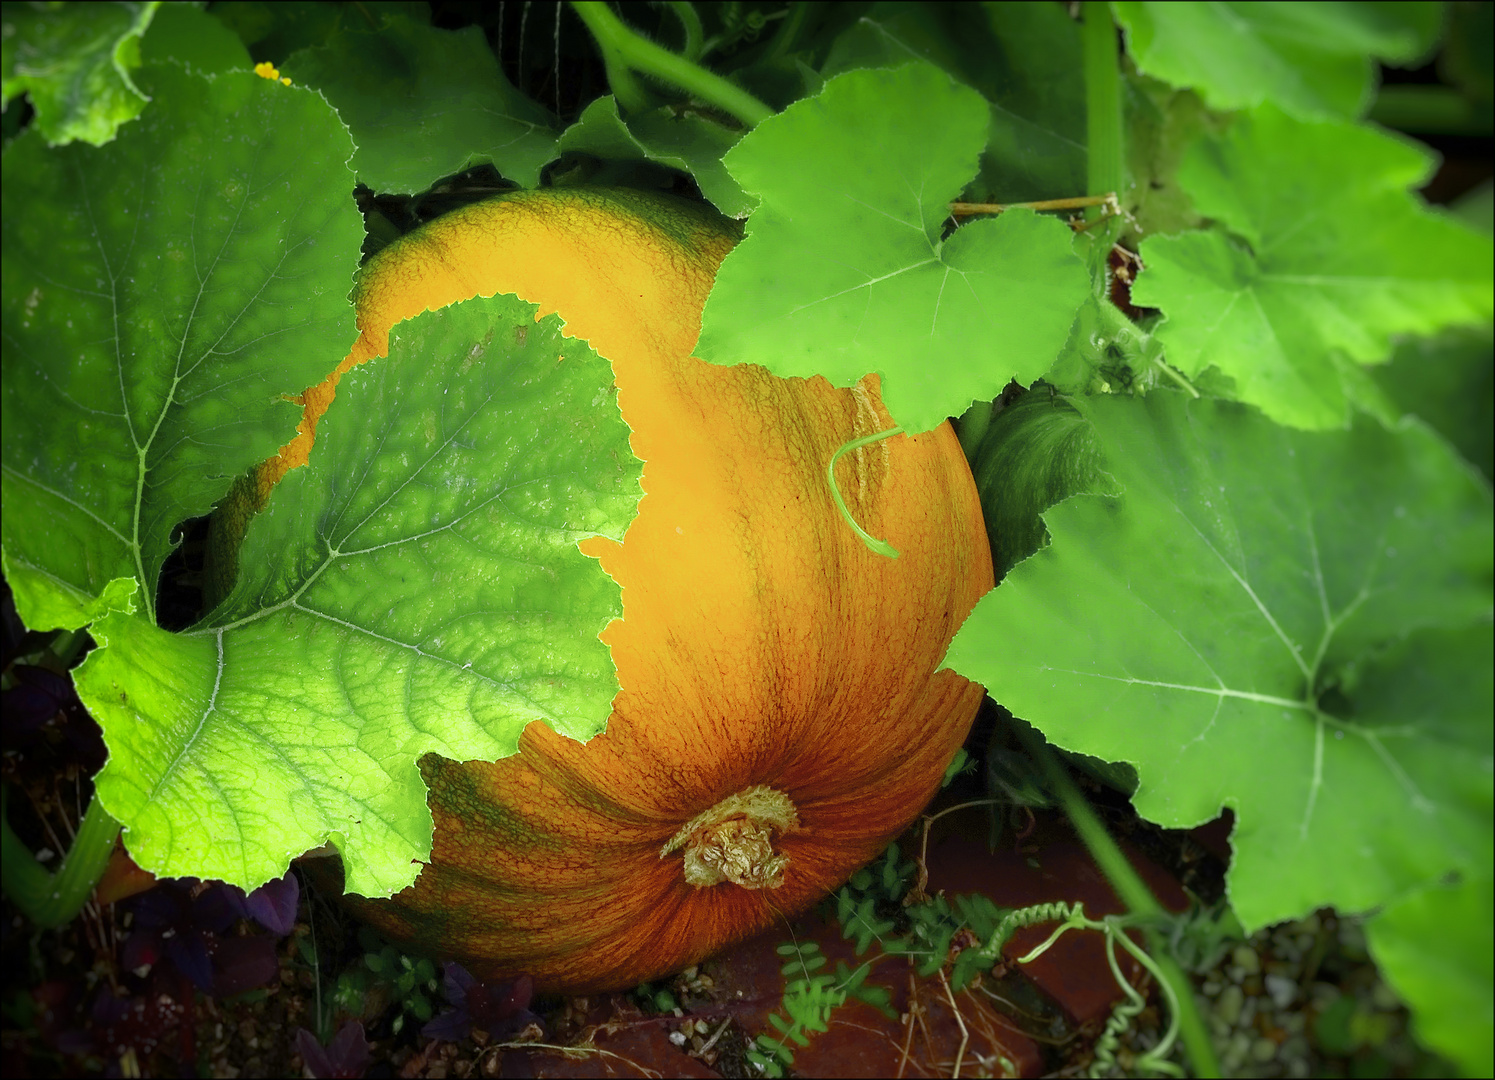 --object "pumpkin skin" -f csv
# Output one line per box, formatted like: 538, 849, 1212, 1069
293, 187, 994, 993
